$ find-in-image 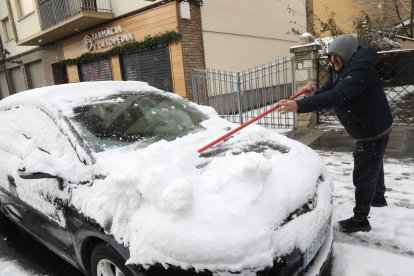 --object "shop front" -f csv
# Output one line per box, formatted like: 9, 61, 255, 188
61, 1, 193, 97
